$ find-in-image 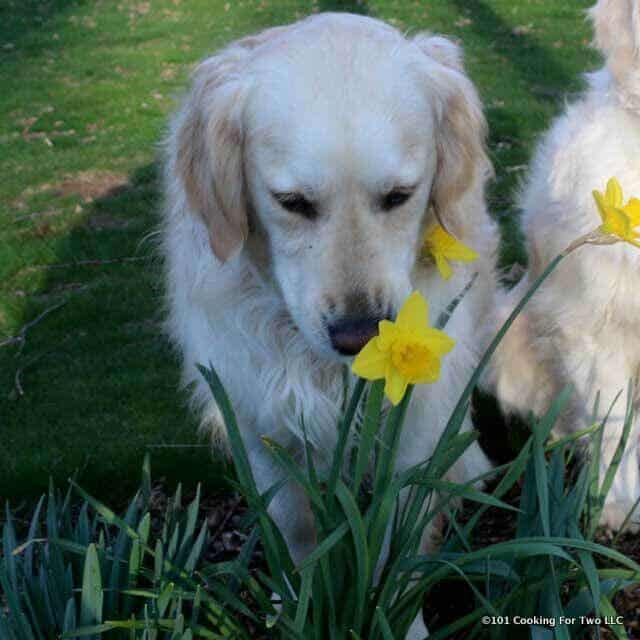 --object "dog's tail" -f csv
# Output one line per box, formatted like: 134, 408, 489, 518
482, 275, 554, 420
589, 0, 640, 96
